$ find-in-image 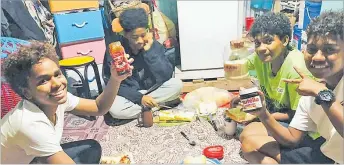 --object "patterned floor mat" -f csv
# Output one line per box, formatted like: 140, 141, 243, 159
61, 109, 247, 163
61, 113, 110, 144
99, 109, 248, 164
